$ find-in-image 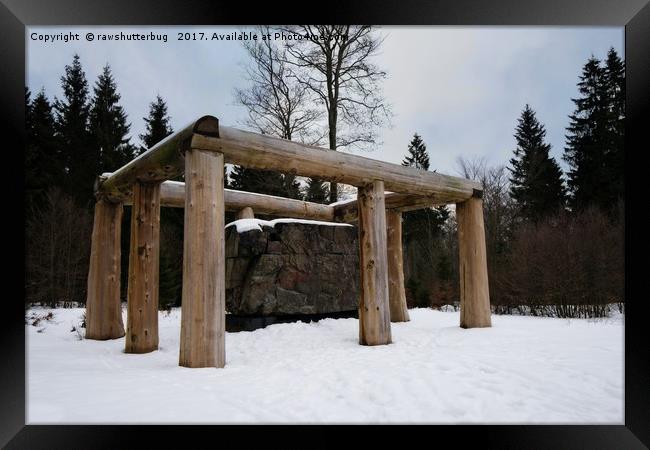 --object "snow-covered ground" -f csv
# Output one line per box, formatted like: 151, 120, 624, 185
26, 307, 624, 424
